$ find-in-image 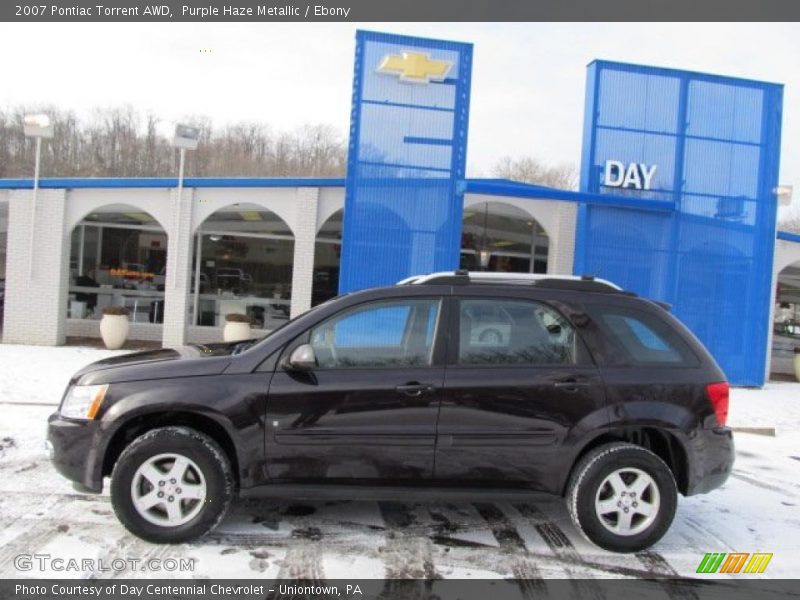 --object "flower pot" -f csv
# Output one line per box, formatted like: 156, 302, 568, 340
224, 321, 252, 342
794, 353, 800, 383
100, 314, 130, 350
